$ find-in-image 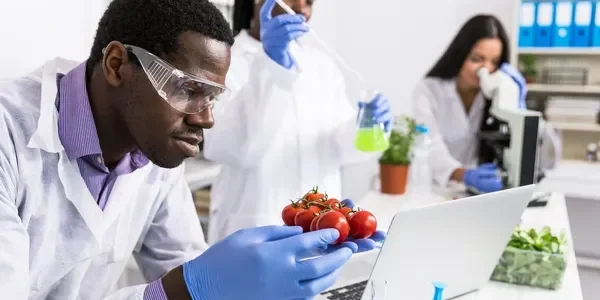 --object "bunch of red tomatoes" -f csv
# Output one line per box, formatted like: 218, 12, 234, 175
281, 186, 378, 244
